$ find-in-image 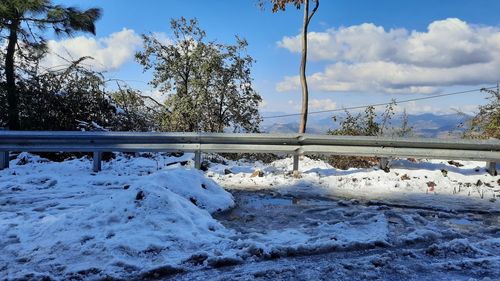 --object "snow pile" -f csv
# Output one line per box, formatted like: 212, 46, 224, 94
0, 153, 235, 280
147, 169, 234, 213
